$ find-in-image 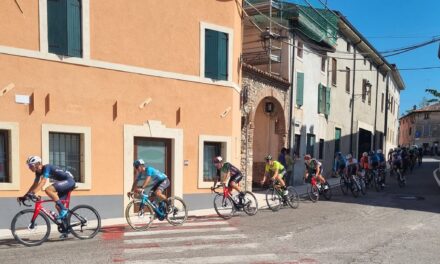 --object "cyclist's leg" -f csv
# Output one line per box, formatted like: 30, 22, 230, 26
229, 174, 243, 194
154, 178, 170, 202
